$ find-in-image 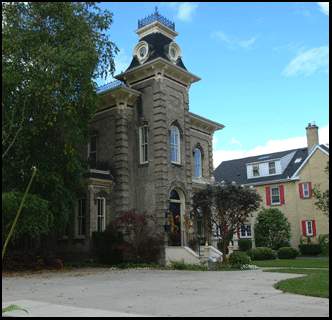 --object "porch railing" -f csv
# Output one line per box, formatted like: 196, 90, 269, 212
181, 231, 201, 256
